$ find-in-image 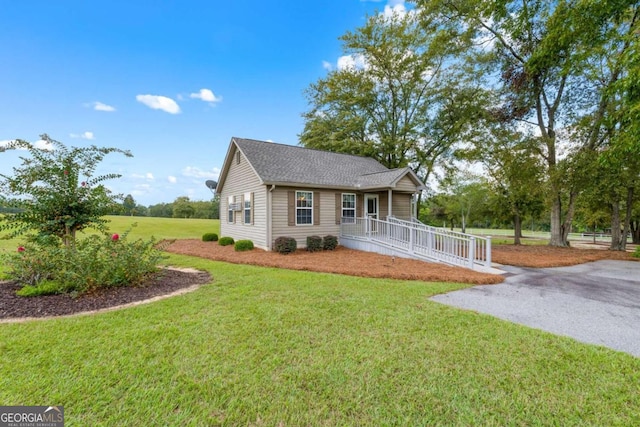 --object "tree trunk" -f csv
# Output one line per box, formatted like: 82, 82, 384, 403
620, 186, 634, 251
631, 220, 640, 244
560, 191, 577, 246
610, 200, 622, 250
550, 194, 574, 247
549, 196, 567, 246
461, 211, 466, 234
513, 213, 522, 245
